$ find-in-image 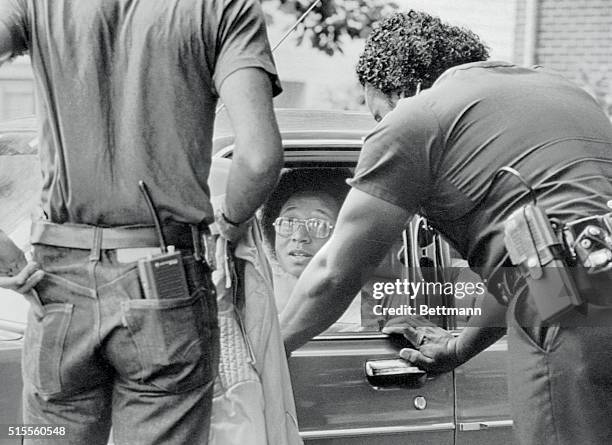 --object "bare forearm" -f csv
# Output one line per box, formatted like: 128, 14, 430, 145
218, 68, 283, 223
280, 254, 361, 352
455, 294, 507, 362
224, 145, 282, 223
454, 326, 505, 362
